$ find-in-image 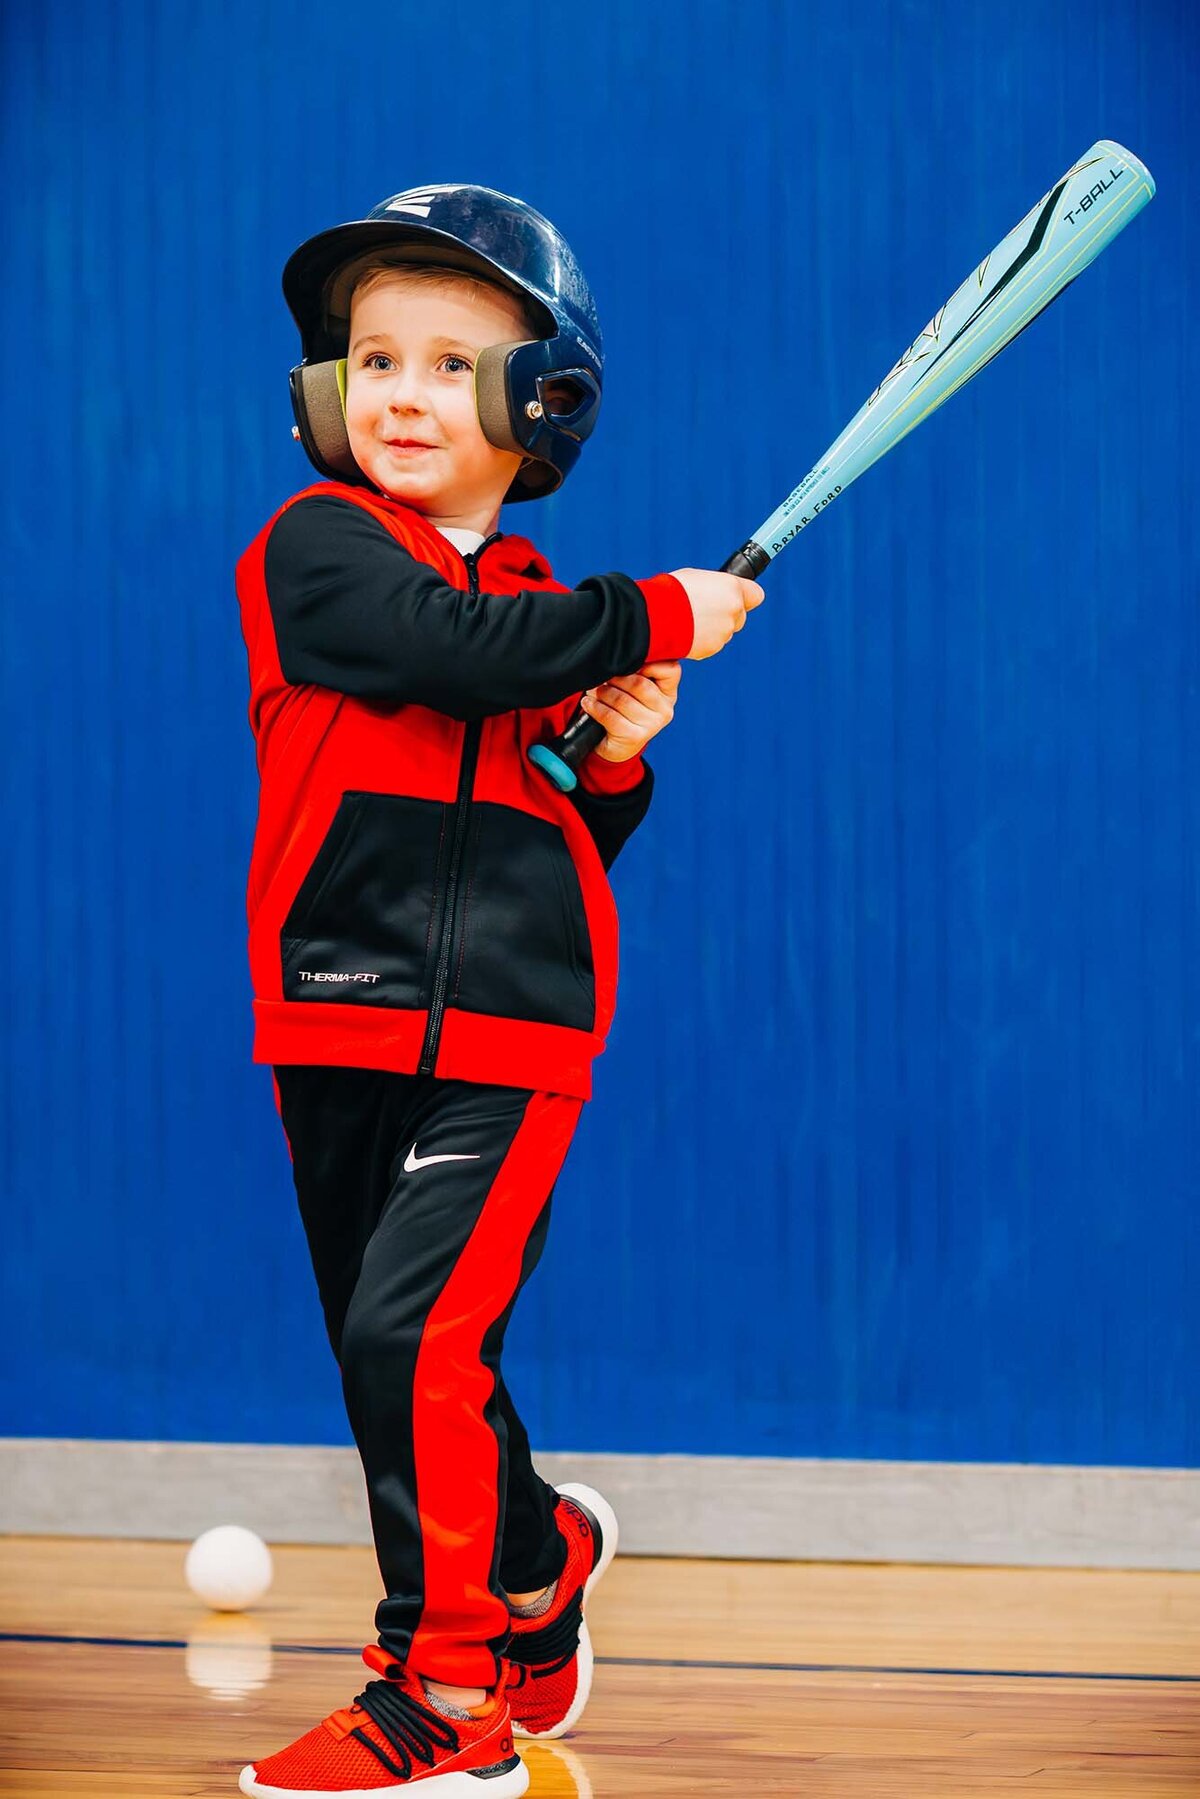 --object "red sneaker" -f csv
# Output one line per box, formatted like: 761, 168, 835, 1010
503, 1483, 619, 1740
238, 1644, 528, 1796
